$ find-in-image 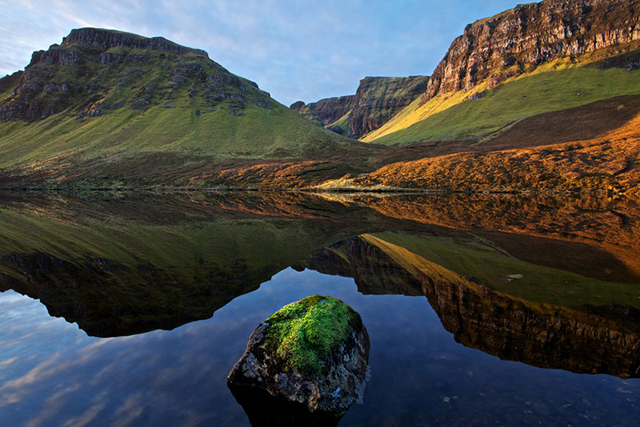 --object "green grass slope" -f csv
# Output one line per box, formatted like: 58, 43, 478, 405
366, 230, 640, 310
325, 110, 351, 135
0, 29, 352, 169
369, 64, 640, 145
